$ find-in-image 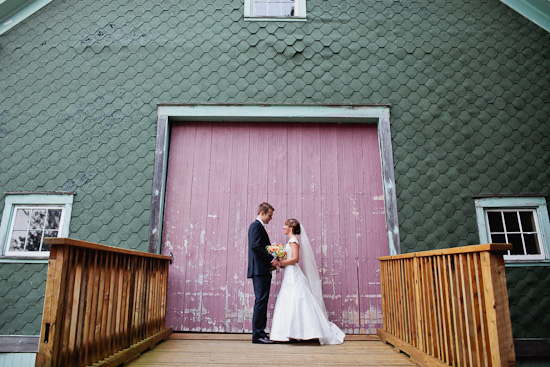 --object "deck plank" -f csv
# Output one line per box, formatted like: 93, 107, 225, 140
126, 336, 418, 366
